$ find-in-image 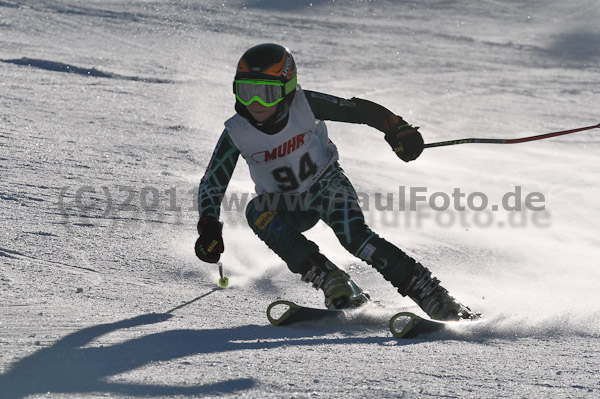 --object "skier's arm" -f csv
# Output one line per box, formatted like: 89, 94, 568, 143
304, 90, 424, 162
198, 130, 240, 219
196, 130, 240, 264
305, 90, 402, 132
